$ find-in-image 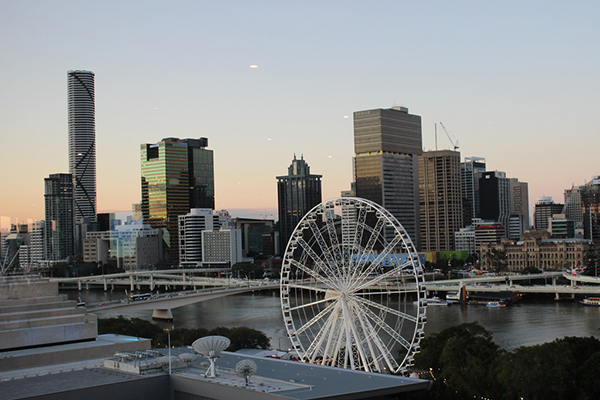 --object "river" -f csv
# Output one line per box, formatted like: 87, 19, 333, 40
64, 289, 600, 351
